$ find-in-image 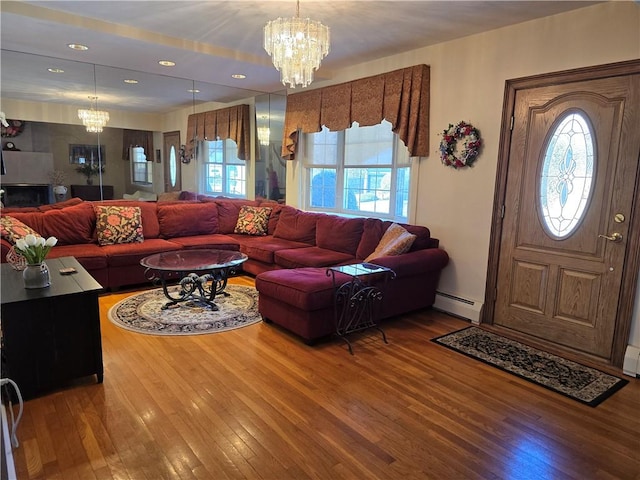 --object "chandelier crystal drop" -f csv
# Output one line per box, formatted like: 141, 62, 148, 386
78, 97, 109, 133
264, 0, 330, 89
